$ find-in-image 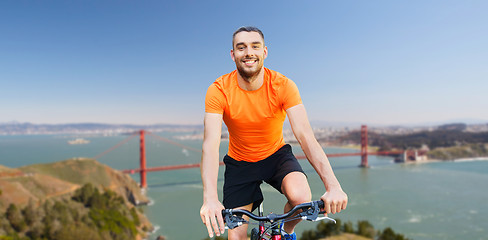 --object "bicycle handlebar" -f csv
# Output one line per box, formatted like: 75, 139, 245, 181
222, 200, 335, 229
